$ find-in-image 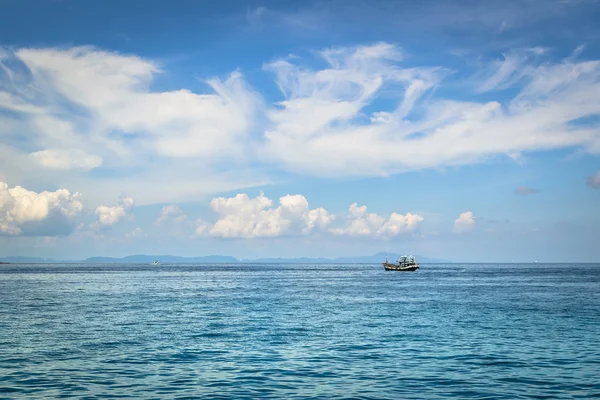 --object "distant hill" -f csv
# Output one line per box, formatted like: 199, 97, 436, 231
242, 256, 334, 263
1, 252, 449, 264
83, 255, 238, 263
246, 252, 447, 264
334, 252, 448, 264
85, 252, 448, 264
0, 256, 61, 263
